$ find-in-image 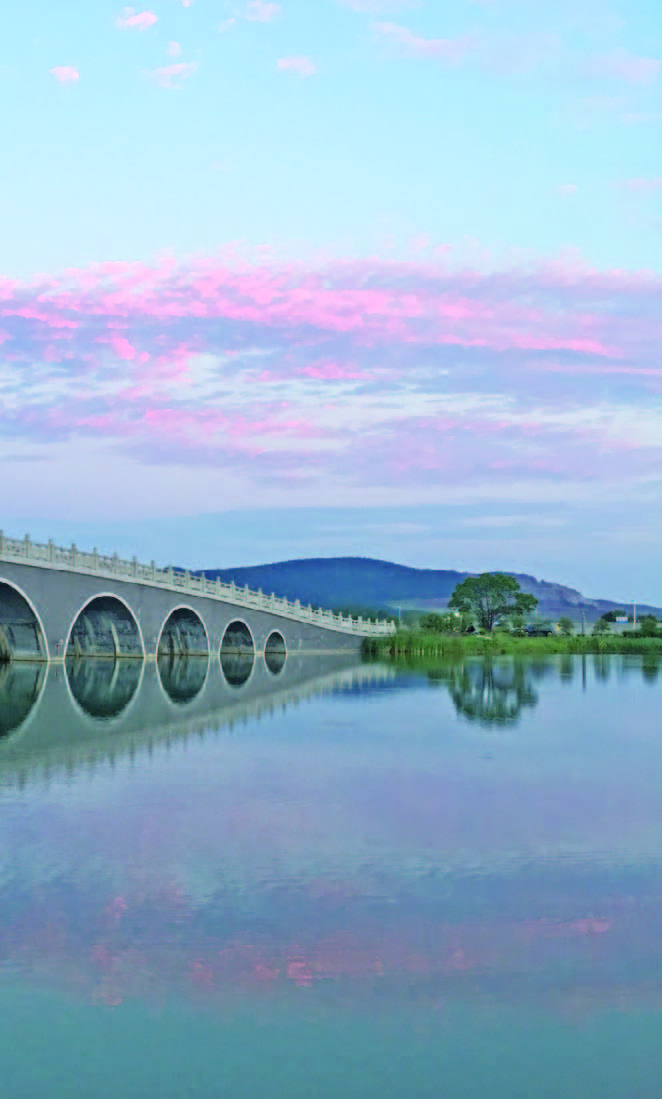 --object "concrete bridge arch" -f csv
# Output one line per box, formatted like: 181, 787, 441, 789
0, 534, 395, 662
